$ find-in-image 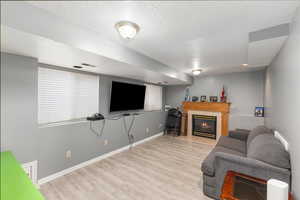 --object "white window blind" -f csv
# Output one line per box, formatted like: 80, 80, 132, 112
38, 67, 99, 124
144, 84, 163, 111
